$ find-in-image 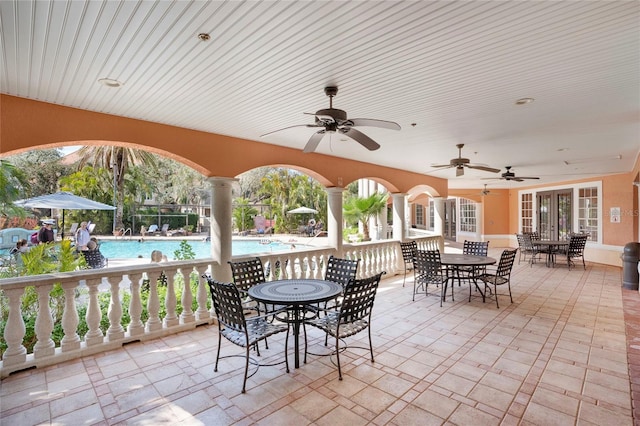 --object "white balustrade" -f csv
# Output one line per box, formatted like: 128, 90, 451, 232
0, 236, 443, 377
